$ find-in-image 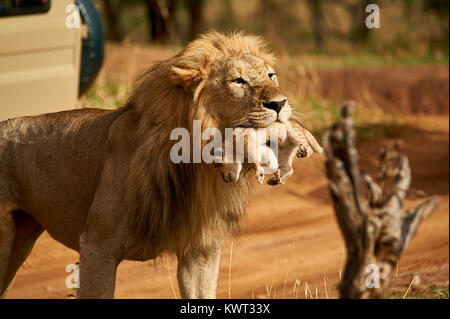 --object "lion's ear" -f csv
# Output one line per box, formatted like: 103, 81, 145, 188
171, 66, 203, 91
